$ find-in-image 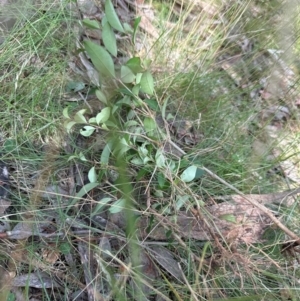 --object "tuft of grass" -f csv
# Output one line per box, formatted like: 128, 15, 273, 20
0, 1, 76, 144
